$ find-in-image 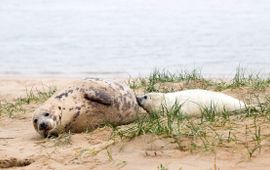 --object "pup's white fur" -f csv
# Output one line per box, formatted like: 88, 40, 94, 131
137, 89, 245, 116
